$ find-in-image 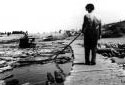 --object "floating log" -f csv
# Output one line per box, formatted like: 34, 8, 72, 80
55, 56, 71, 64
97, 48, 112, 54
17, 57, 51, 64
0, 65, 13, 73
0, 74, 13, 80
